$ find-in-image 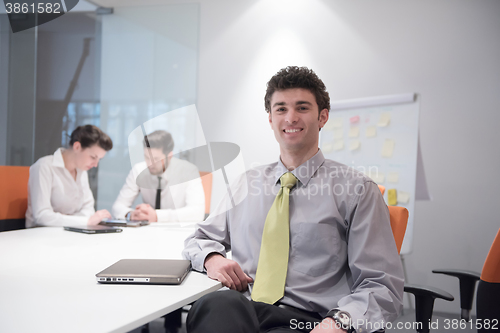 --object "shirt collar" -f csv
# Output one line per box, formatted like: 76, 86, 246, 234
161, 157, 175, 179
274, 149, 325, 187
52, 148, 66, 168
153, 157, 177, 181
